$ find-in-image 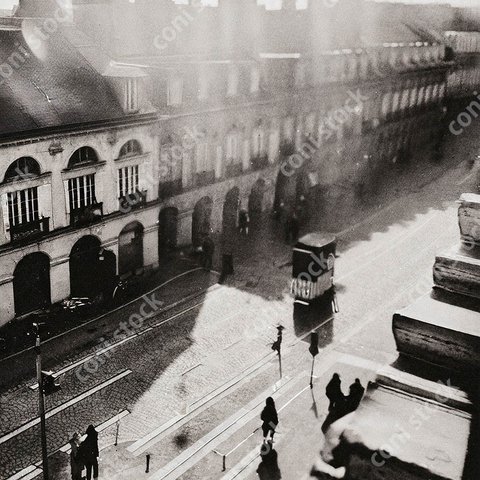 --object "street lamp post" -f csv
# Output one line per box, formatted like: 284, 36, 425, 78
33, 322, 49, 480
